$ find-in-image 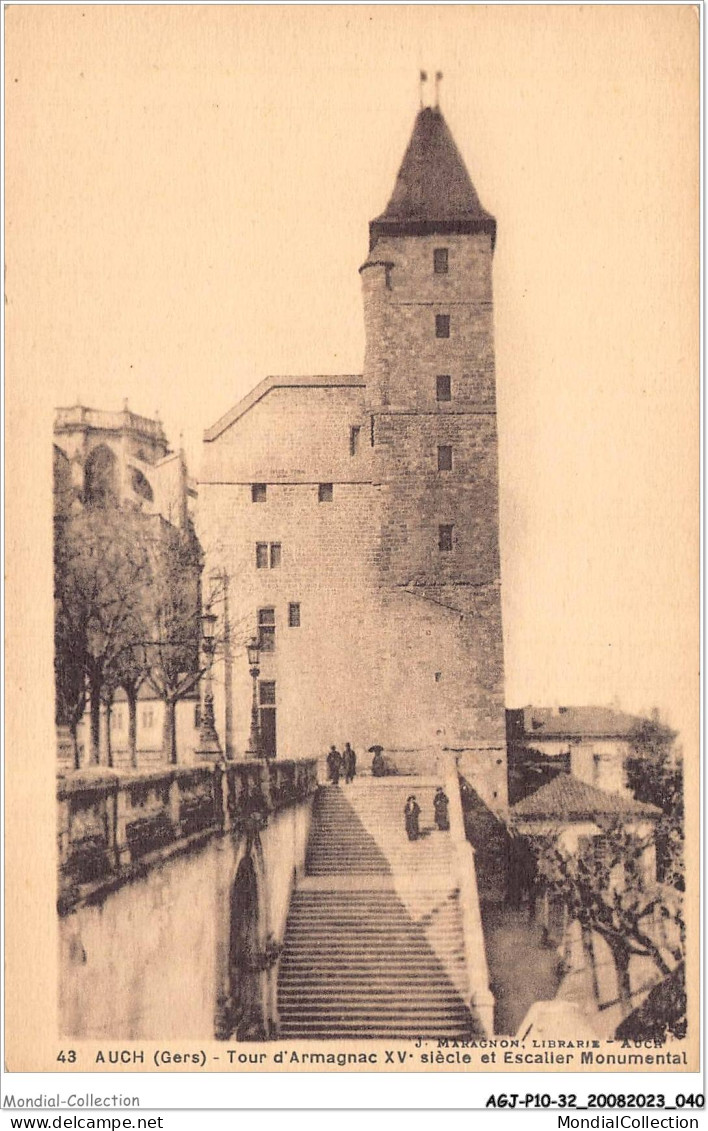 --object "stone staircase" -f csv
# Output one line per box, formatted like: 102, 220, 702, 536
277, 778, 487, 1039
